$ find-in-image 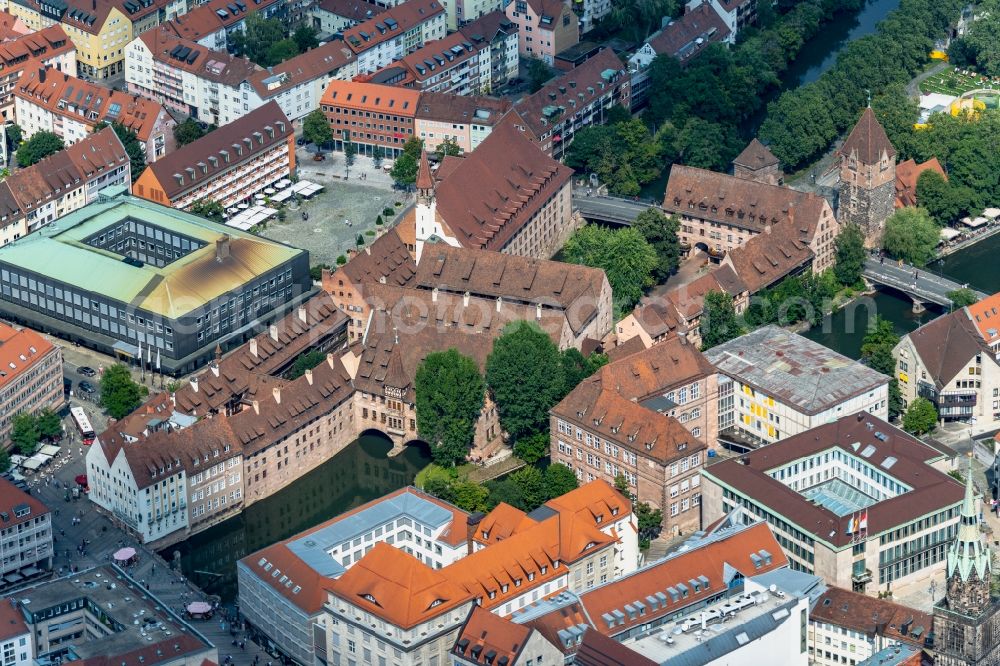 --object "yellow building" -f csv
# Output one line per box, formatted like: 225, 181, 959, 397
6, 0, 185, 79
